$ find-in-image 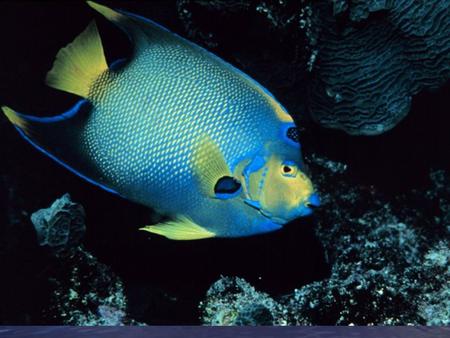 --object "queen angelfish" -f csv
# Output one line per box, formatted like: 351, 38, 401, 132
1, 1, 320, 240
